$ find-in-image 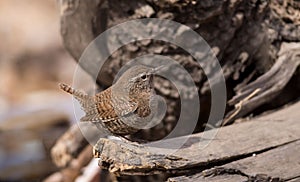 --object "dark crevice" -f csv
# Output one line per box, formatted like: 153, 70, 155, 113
284, 175, 300, 182
201, 167, 284, 182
